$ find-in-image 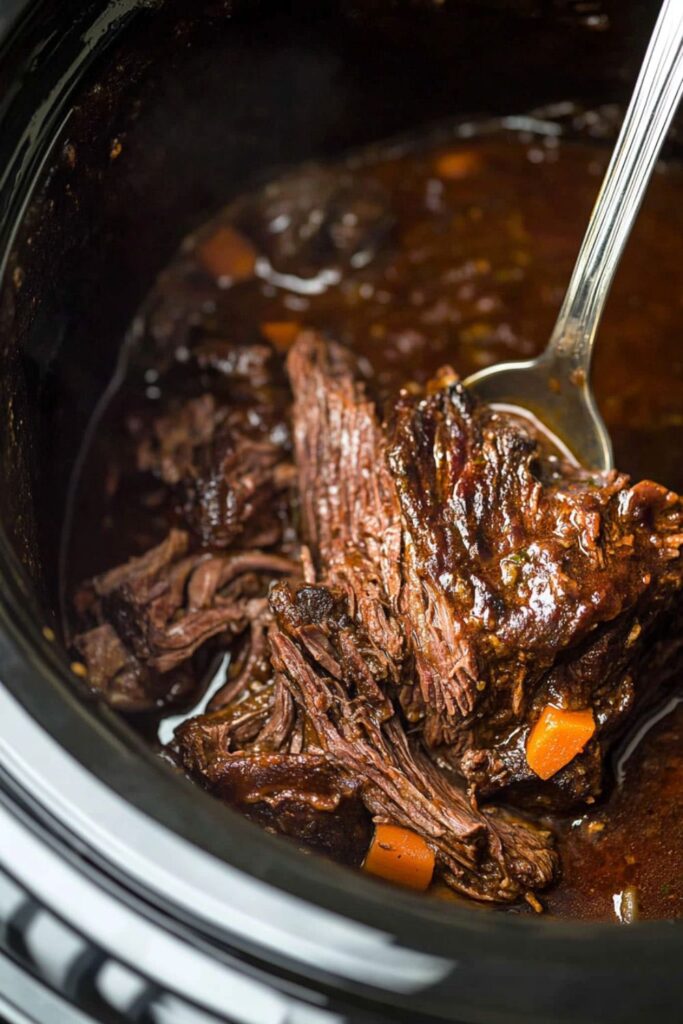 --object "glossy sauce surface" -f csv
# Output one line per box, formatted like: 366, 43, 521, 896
65, 122, 683, 921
